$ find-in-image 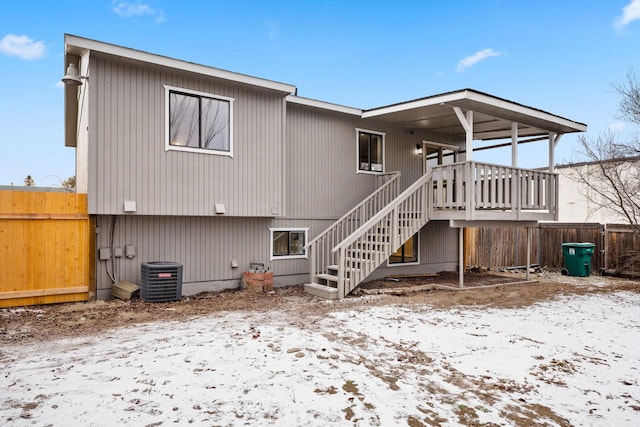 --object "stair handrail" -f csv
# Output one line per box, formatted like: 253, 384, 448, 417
332, 171, 433, 254
306, 171, 401, 249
